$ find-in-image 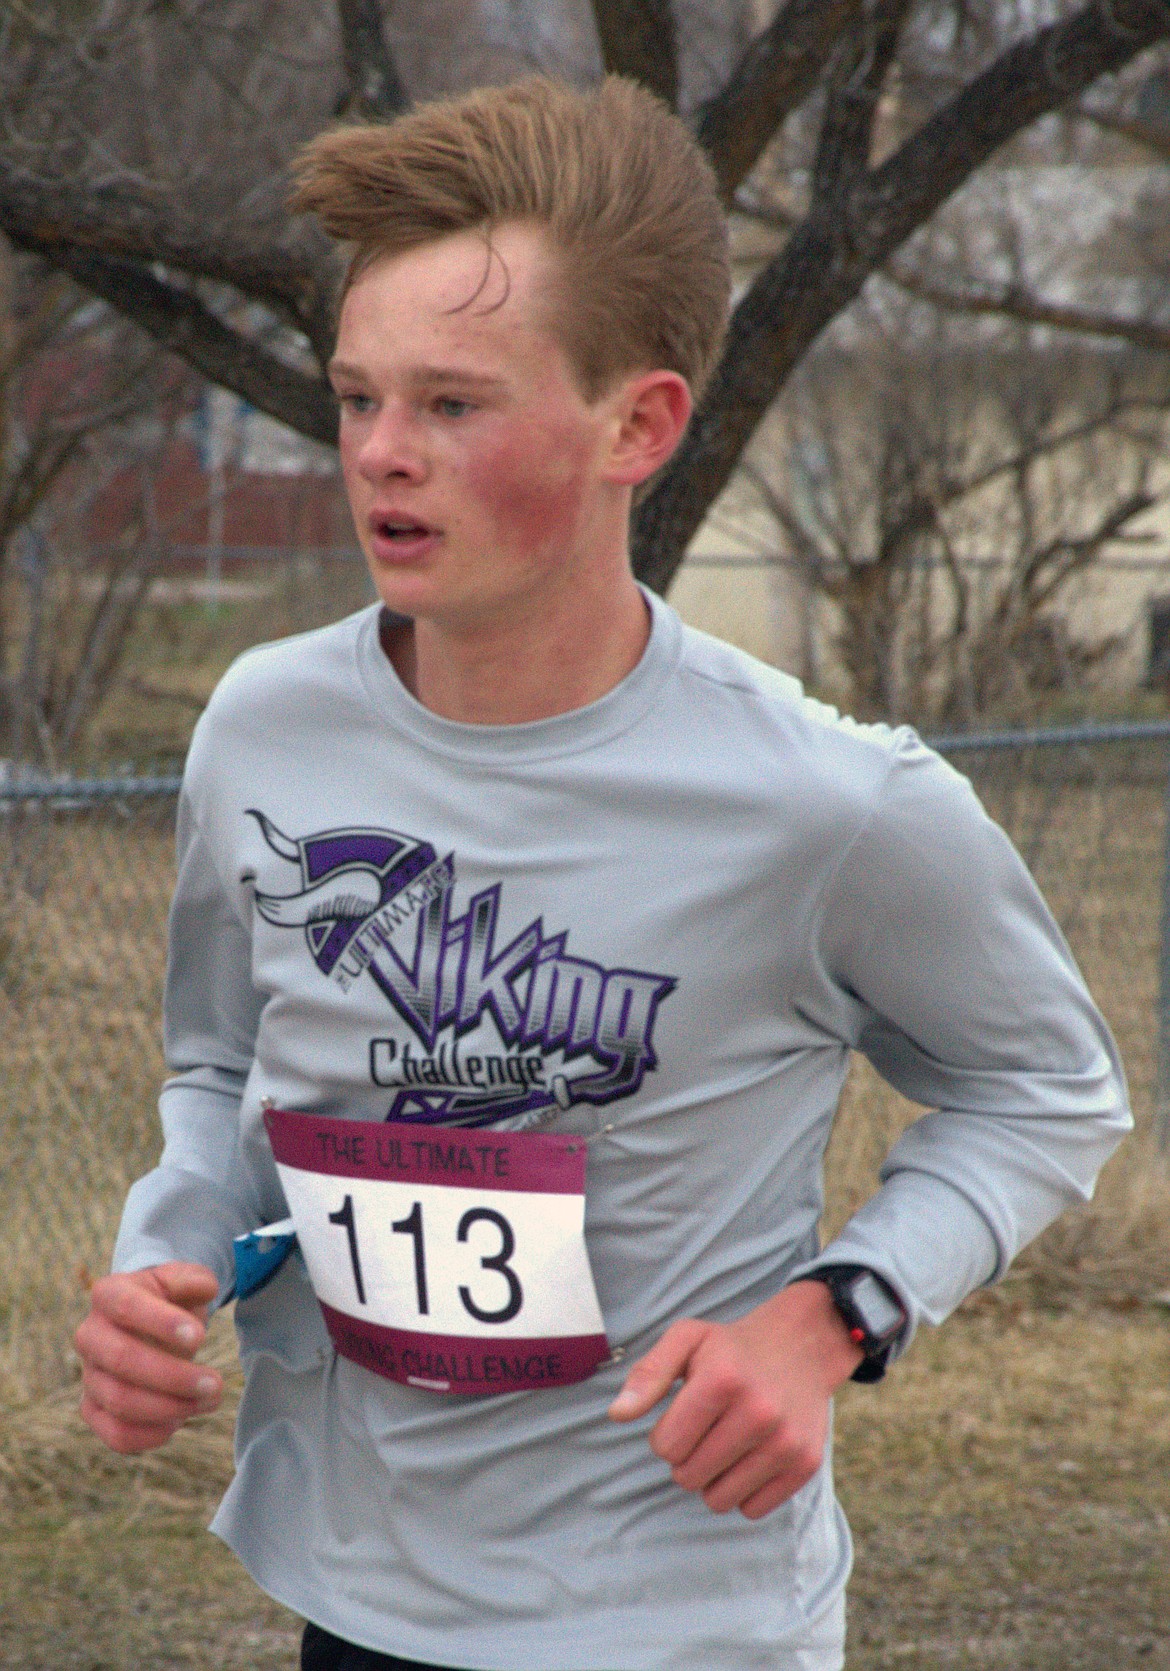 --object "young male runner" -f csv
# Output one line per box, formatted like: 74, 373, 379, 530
74, 77, 1129, 1671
